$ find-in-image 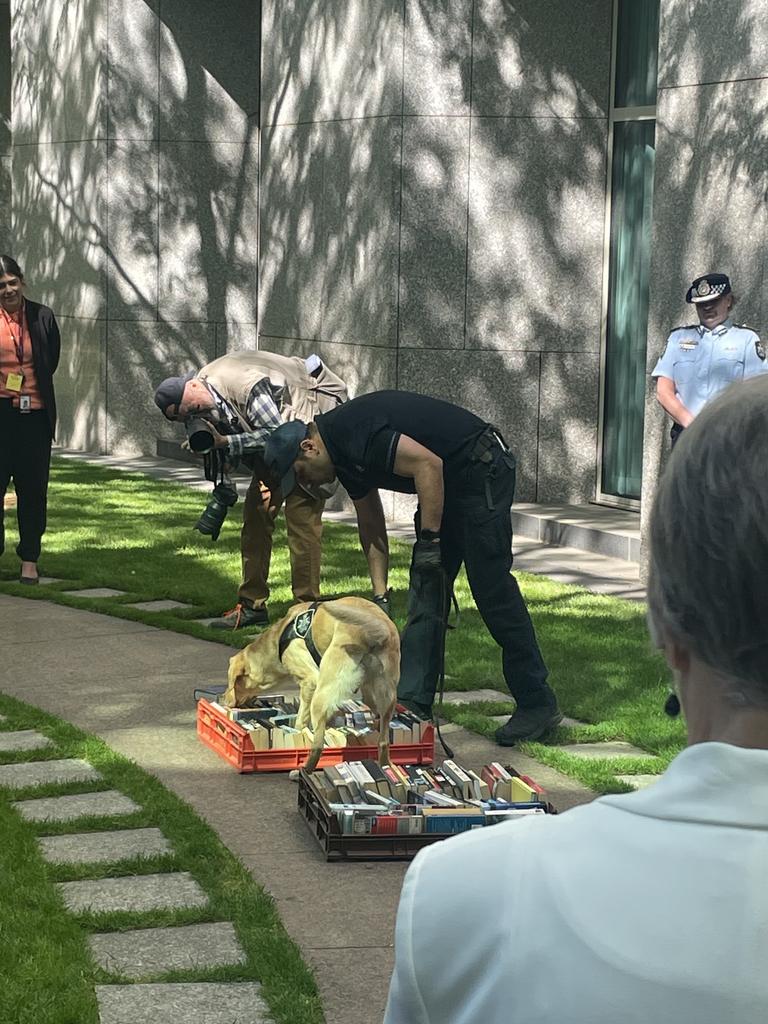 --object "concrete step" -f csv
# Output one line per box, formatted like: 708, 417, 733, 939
512, 502, 640, 564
